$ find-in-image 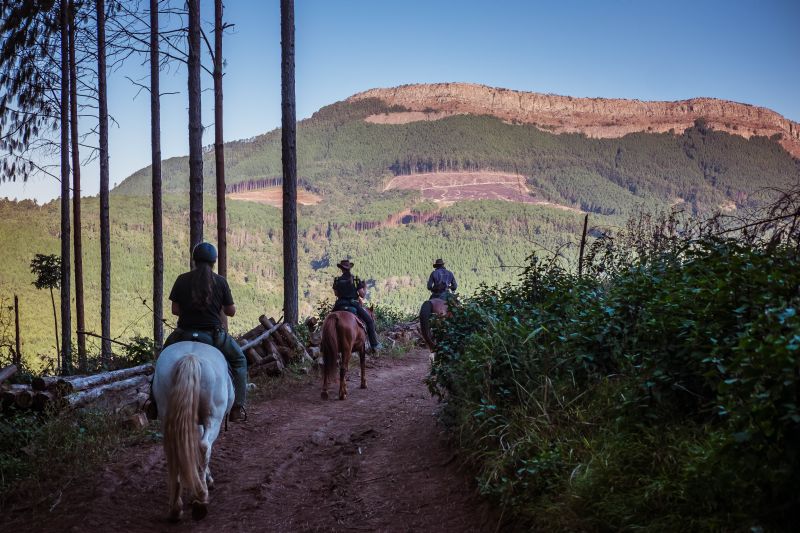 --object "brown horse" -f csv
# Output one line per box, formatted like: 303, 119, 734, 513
320, 308, 372, 400
419, 298, 450, 350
